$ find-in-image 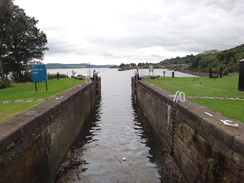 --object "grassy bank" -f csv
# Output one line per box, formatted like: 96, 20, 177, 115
146, 77, 244, 122
0, 78, 85, 124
